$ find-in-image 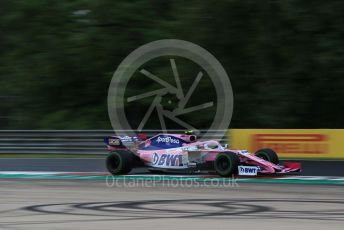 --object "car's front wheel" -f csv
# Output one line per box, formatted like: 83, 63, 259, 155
214, 152, 240, 177
255, 148, 279, 164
